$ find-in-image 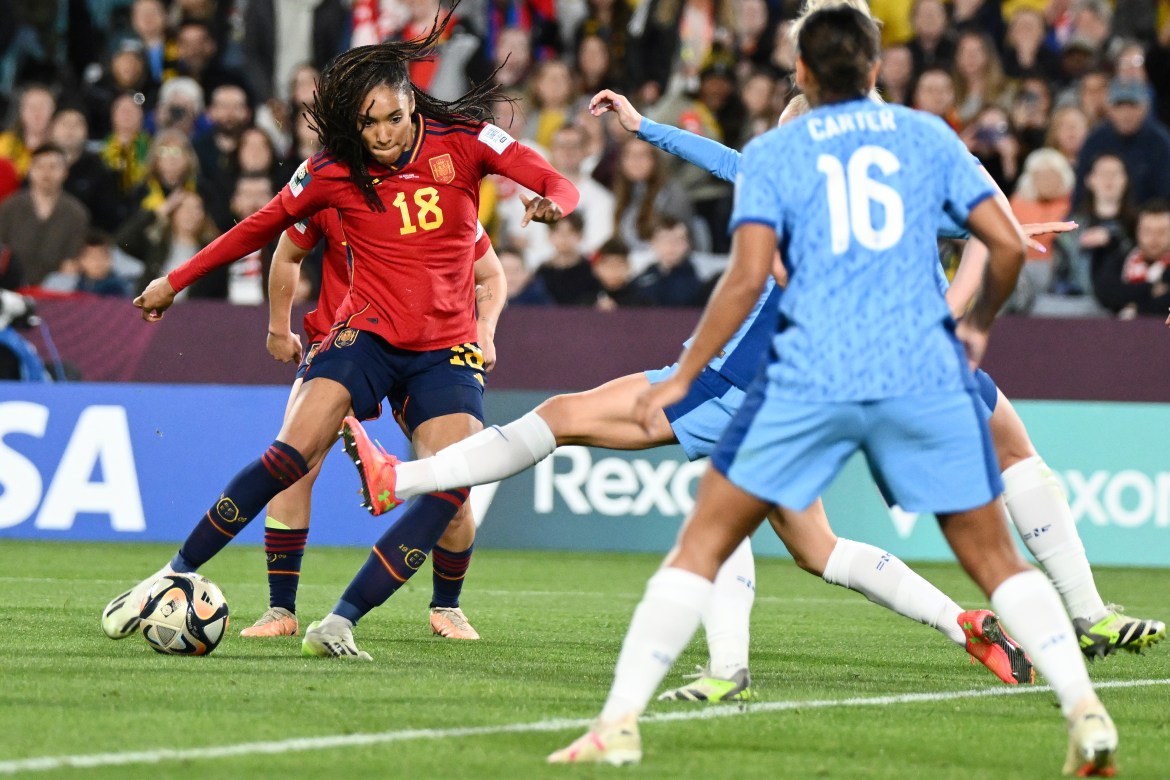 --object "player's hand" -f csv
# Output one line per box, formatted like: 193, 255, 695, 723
634, 375, 689, 434
267, 329, 303, 364
955, 319, 989, 370
1019, 220, 1076, 254
519, 194, 563, 226
588, 89, 643, 134
133, 276, 177, 322
477, 321, 497, 372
